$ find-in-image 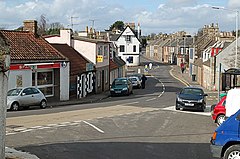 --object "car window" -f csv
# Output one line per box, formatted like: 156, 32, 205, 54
31, 88, 40, 94
130, 78, 137, 81
7, 89, 22, 96
181, 88, 203, 95
113, 79, 127, 85
23, 88, 34, 95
